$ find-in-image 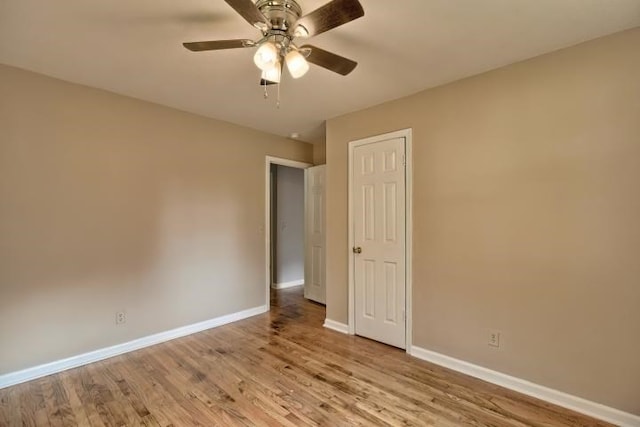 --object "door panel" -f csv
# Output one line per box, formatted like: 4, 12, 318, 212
353, 137, 406, 348
304, 165, 326, 304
